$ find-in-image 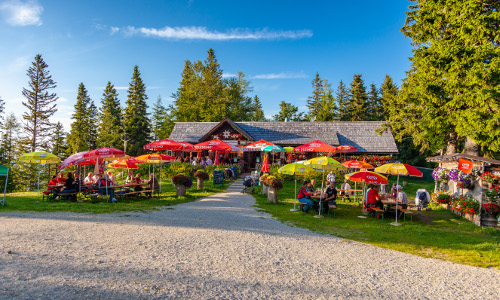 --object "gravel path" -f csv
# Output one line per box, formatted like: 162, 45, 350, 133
1, 184, 499, 299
